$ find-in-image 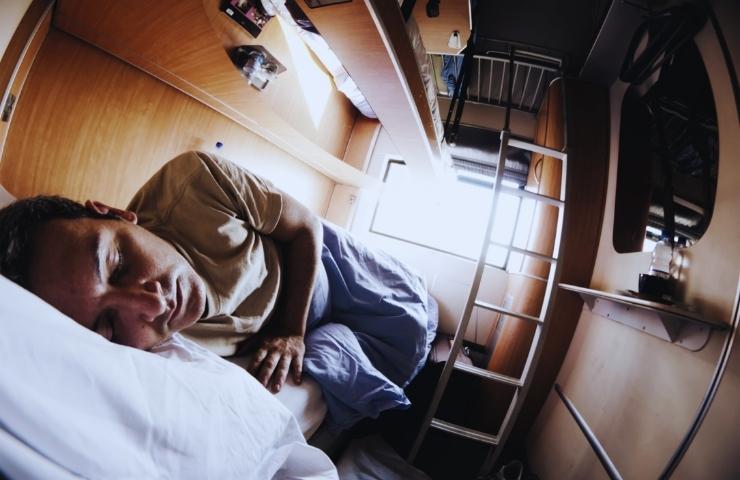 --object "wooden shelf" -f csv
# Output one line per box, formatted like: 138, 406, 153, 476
303, 0, 444, 178
560, 283, 728, 351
